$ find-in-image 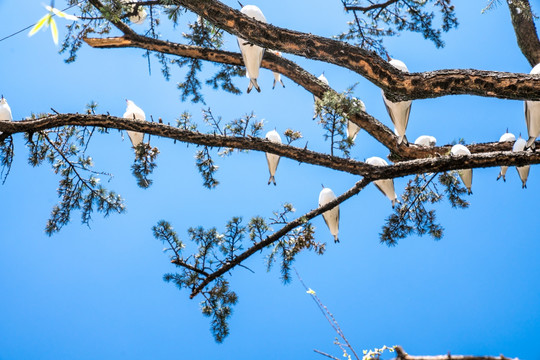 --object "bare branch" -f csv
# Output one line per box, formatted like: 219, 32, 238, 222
344, 0, 399, 12
394, 346, 517, 360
